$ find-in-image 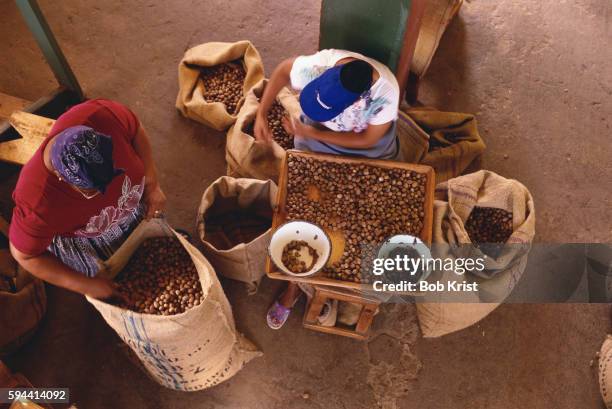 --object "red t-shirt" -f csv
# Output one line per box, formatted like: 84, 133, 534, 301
9, 99, 146, 255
